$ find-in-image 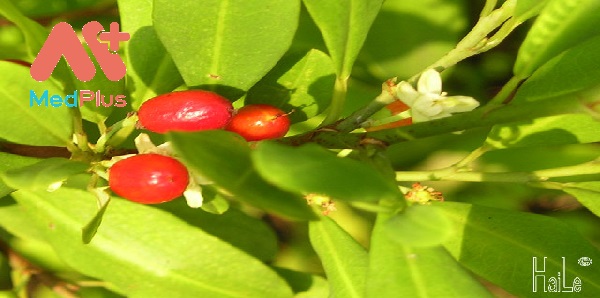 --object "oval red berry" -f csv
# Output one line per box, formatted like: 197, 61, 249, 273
138, 90, 233, 133
226, 104, 290, 141
108, 154, 189, 204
